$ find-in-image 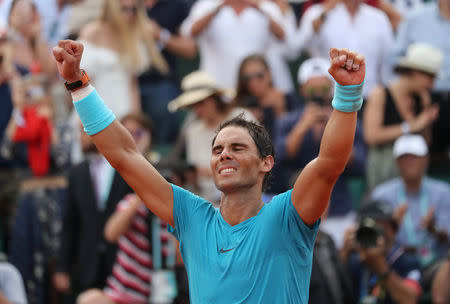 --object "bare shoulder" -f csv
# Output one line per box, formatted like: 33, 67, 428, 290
78, 20, 105, 42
